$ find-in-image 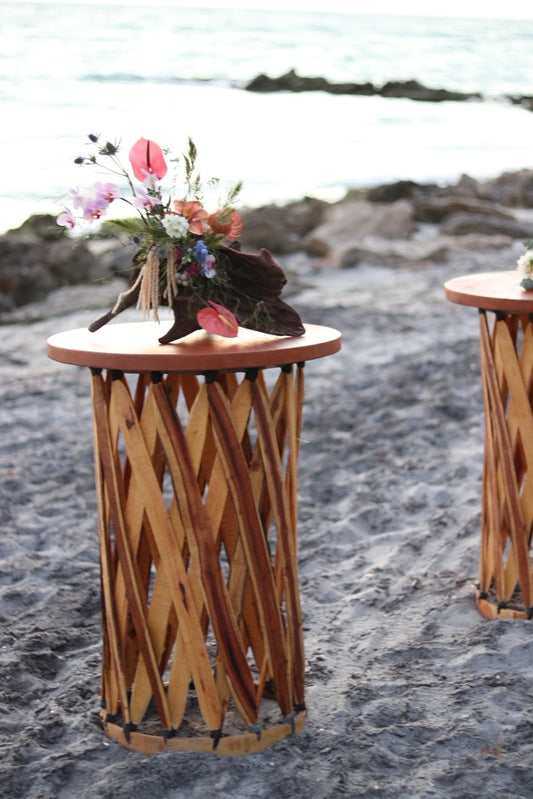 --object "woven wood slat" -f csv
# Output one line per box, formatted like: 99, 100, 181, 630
479, 317, 522, 611
107, 379, 147, 688
150, 380, 259, 726
128, 384, 196, 726
283, 366, 306, 704
206, 378, 293, 717
488, 321, 523, 603
493, 321, 533, 603
249, 376, 305, 707
91, 373, 129, 720
104, 378, 175, 728
108, 377, 225, 731
110, 378, 174, 719
513, 322, 533, 539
